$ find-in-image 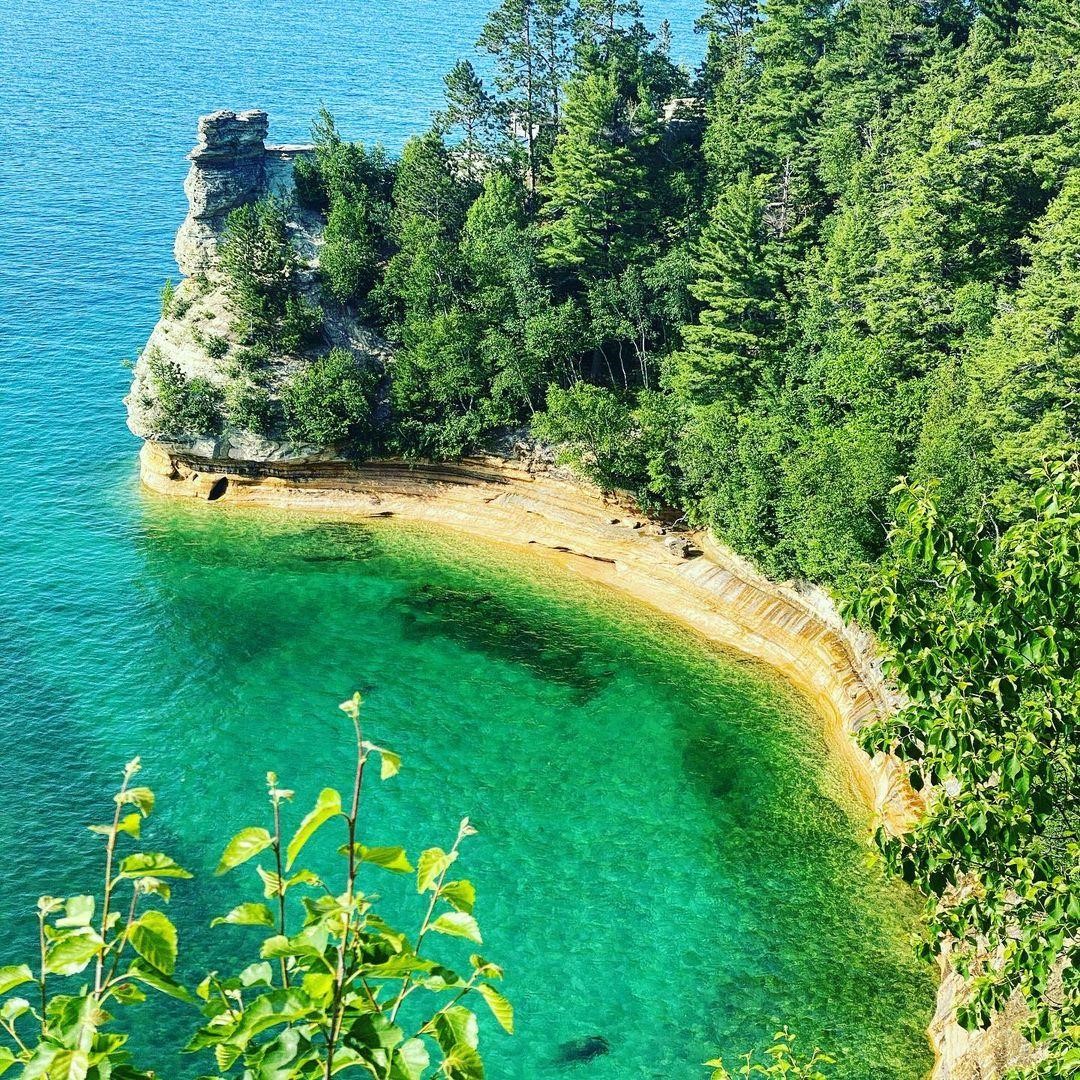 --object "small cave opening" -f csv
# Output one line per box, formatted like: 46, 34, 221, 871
206, 476, 229, 501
